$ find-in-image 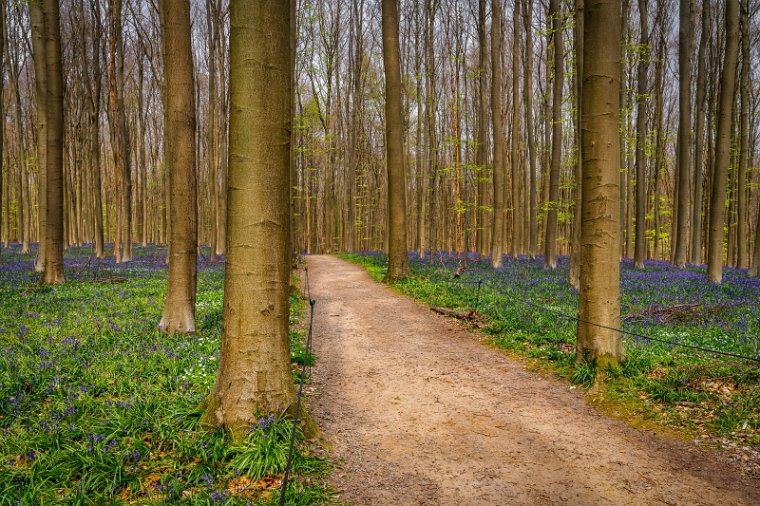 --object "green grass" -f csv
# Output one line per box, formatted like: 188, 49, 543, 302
0, 244, 331, 505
